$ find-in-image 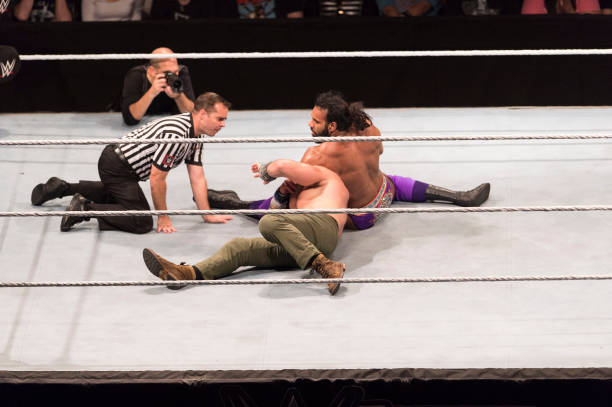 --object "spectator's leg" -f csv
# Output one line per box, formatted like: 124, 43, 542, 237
576, 0, 601, 13
521, 0, 548, 13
